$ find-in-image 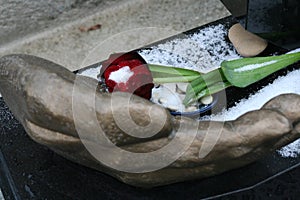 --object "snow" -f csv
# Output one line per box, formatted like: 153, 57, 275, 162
108, 66, 133, 83
78, 66, 101, 80
202, 68, 300, 121
287, 48, 300, 54
278, 140, 300, 158
139, 24, 240, 73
